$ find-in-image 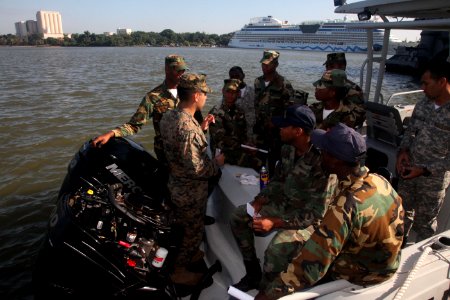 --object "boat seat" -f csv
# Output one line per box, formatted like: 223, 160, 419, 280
365, 101, 404, 147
